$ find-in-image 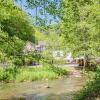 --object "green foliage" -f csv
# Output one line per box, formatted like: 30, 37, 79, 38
49, 65, 68, 76
0, 65, 68, 82
0, 0, 35, 41
61, 0, 100, 57
0, 0, 35, 59
0, 66, 19, 82
54, 59, 66, 65
13, 58, 24, 66
16, 68, 59, 82
74, 67, 100, 100
45, 32, 64, 49
26, 0, 61, 25
16, 65, 68, 82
